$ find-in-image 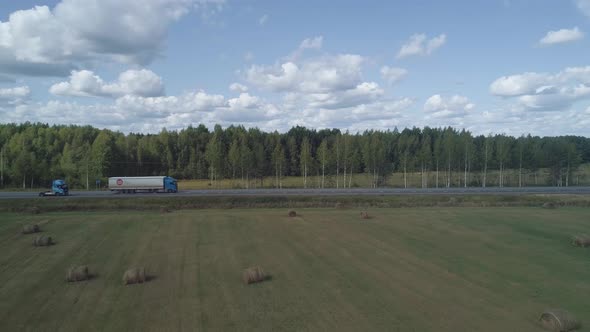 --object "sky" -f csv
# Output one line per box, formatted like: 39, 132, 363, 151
0, 0, 589, 136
